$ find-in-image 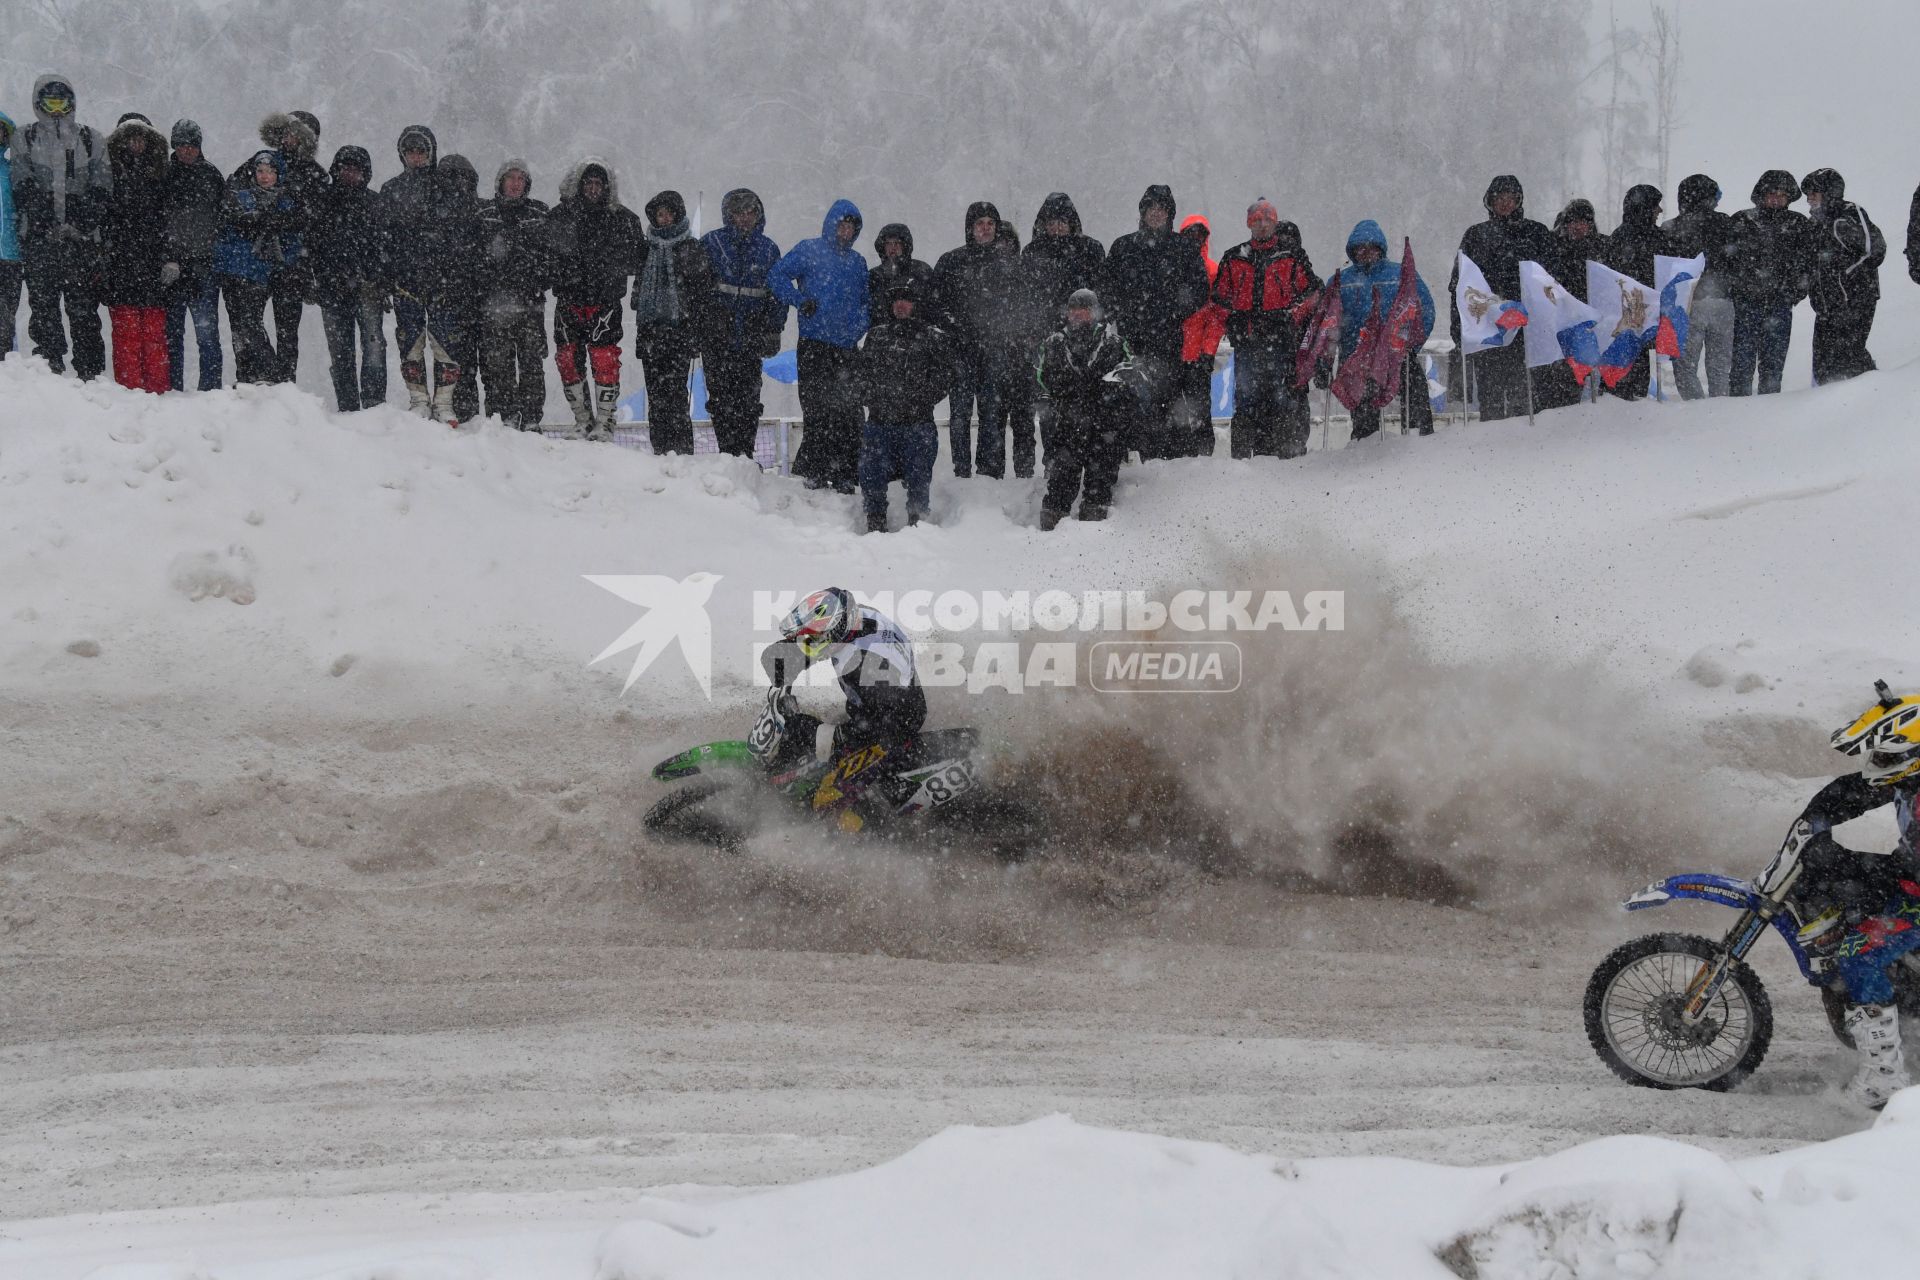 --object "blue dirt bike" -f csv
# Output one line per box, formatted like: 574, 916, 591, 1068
1585, 858, 1920, 1091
